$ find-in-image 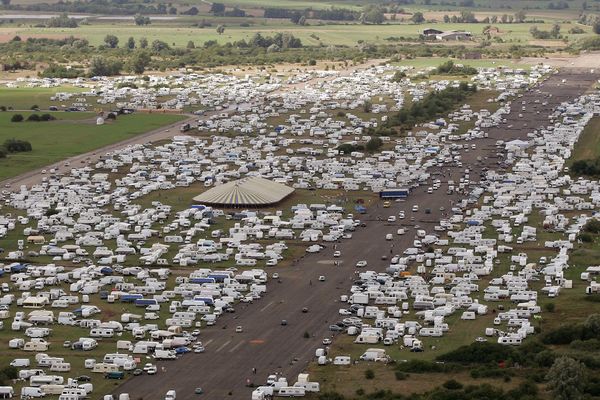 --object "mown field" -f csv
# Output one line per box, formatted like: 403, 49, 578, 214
567, 116, 600, 165
0, 111, 186, 180
0, 87, 87, 111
